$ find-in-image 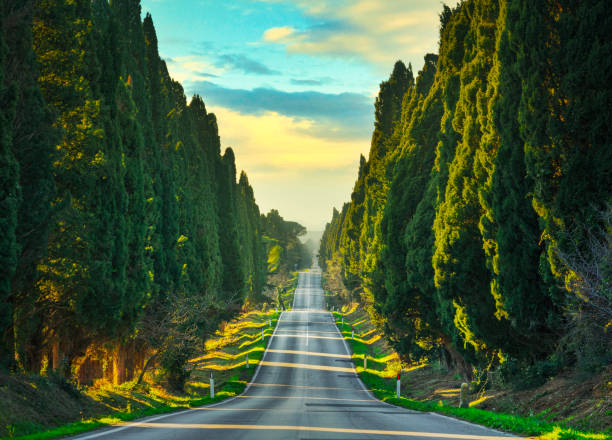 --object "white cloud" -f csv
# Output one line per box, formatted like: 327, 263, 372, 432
263, 26, 296, 42
259, 0, 444, 71
210, 105, 369, 229
165, 56, 224, 82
